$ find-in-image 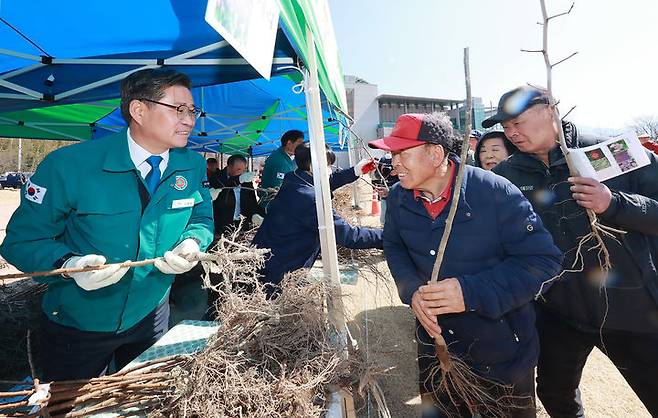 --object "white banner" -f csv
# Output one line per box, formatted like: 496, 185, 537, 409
205, 0, 280, 80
